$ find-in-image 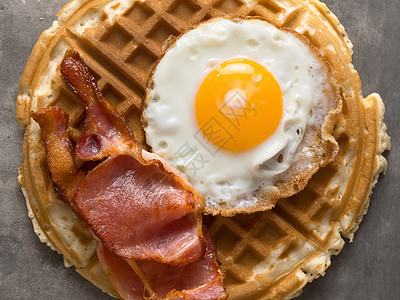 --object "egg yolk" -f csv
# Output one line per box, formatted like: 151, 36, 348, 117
195, 58, 283, 152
